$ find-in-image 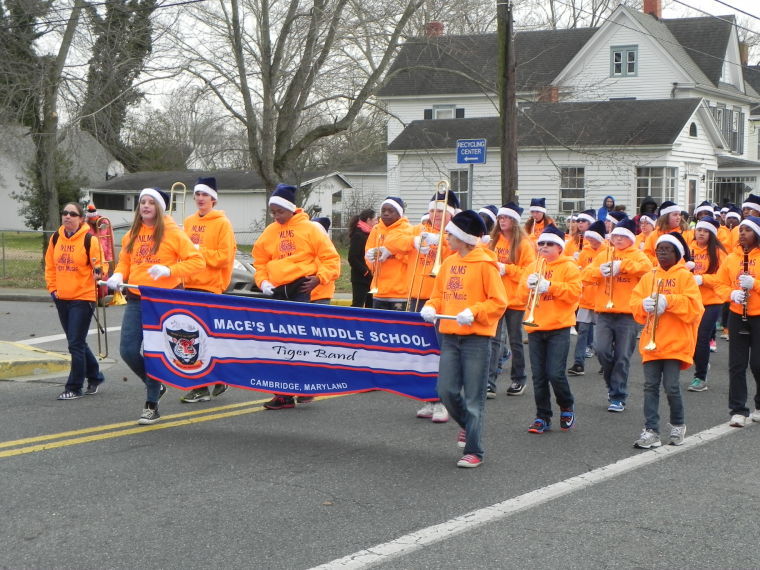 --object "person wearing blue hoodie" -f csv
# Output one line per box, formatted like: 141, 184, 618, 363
598, 196, 615, 224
